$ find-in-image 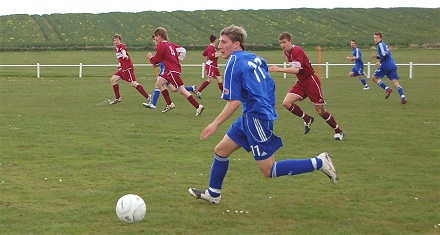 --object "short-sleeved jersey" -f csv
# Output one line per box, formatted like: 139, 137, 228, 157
352, 47, 364, 68
284, 45, 315, 81
222, 50, 277, 120
116, 43, 133, 70
376, 40, 397, 70
203, 44, 218, 67
149, 41, 182, 74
